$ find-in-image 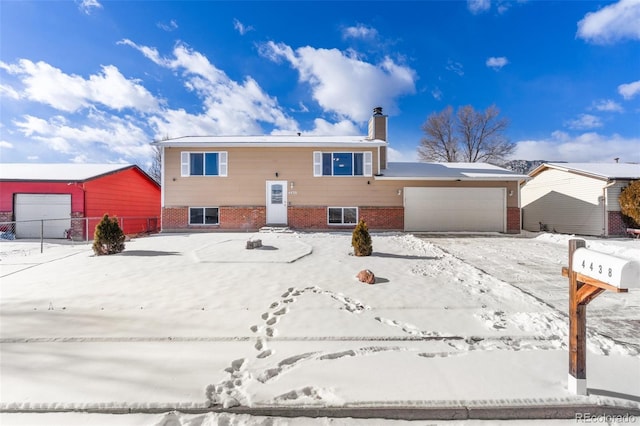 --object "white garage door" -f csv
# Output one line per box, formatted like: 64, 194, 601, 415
404, 187, 506, 232
15, 194, 71, 238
